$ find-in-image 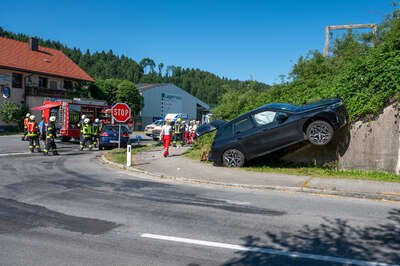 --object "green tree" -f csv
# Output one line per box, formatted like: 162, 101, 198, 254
115, 80, 143, 116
